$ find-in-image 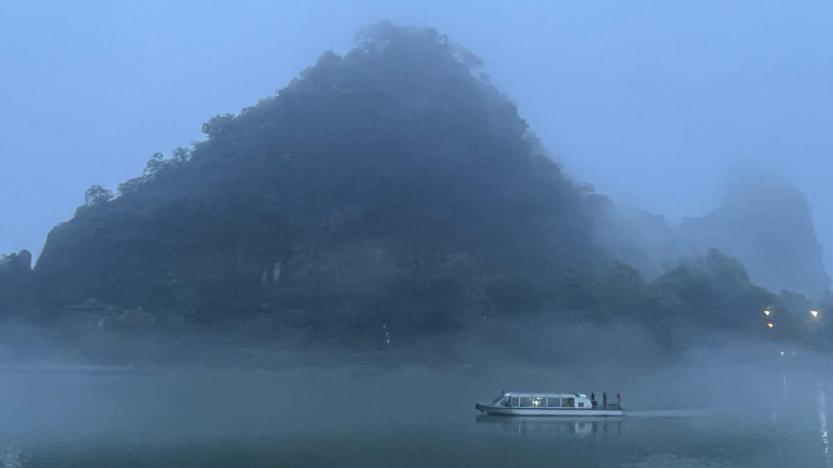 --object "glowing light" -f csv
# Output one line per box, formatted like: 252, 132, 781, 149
811, 310, 820, 319
767, 322, 775, 329
763, 309, 772, 317
780, 351, 785, 356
